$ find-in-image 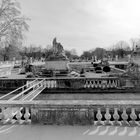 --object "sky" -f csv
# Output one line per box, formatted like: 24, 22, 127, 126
20, 0, 140, 55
